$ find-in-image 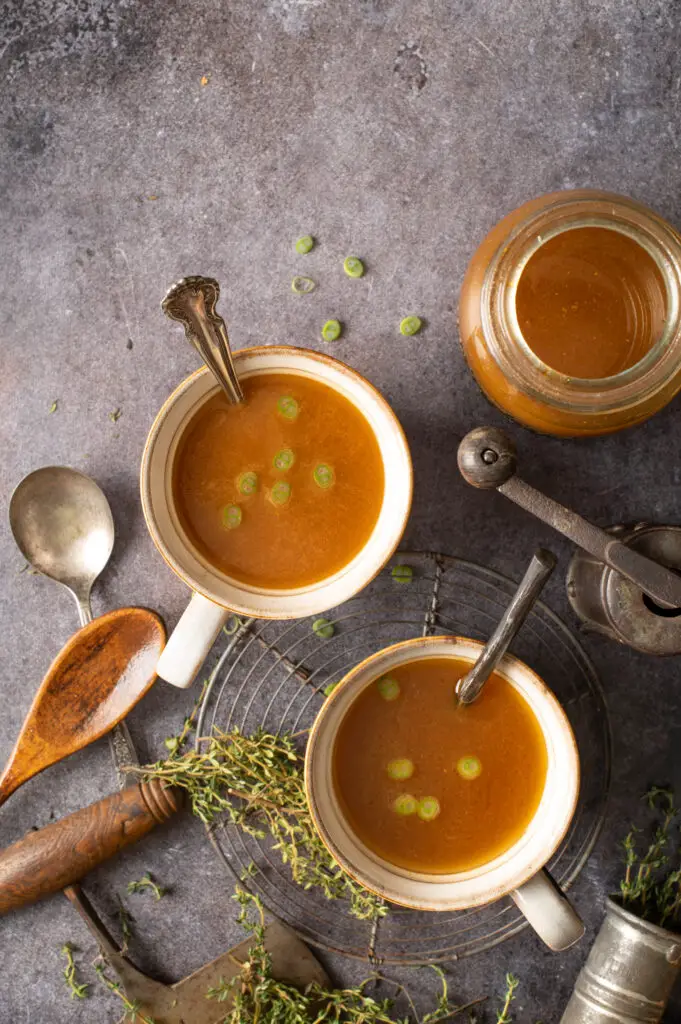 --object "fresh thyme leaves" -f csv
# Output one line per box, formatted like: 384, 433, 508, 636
109, 408, 122, 422
127, 872, 167, 901
213, 887, 476, 1023
48, 400, 59, 414
60, 944, 89, 1000
496, 974, 519, 1023
620, 786, 681, 926
117, 898, 134, 952
95, 962, 157, 1023
140, 728, 385, 920
163, 678, 210, 758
